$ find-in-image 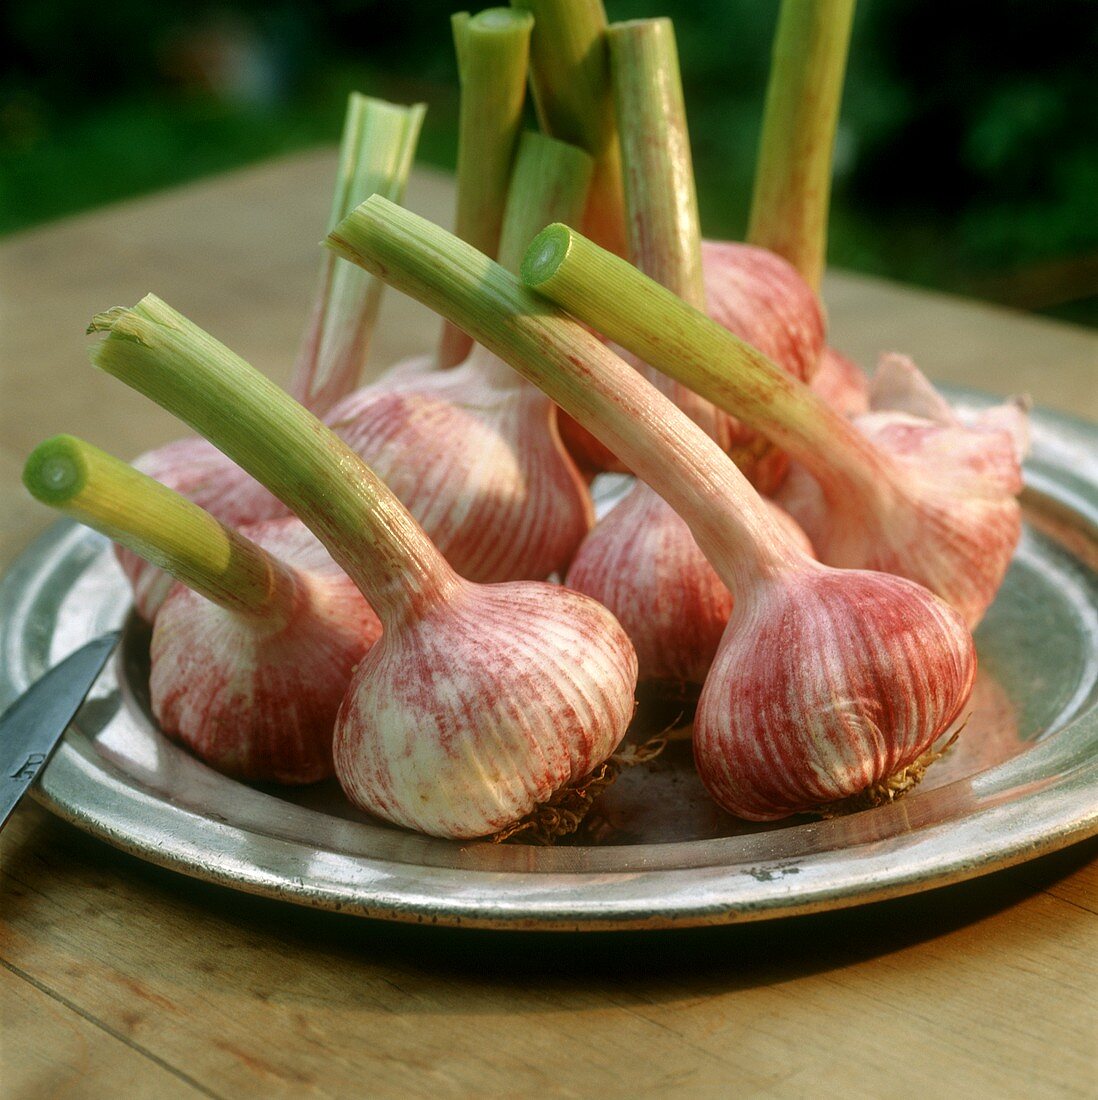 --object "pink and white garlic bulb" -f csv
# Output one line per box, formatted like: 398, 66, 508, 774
775, 354, 1029, 626
326, 353, 593, 583
529, 229, 1028, 629
323, 131, 596, 583
24, 437, 380, 784
91, 295, 638, 840
331, 195, 977, 820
